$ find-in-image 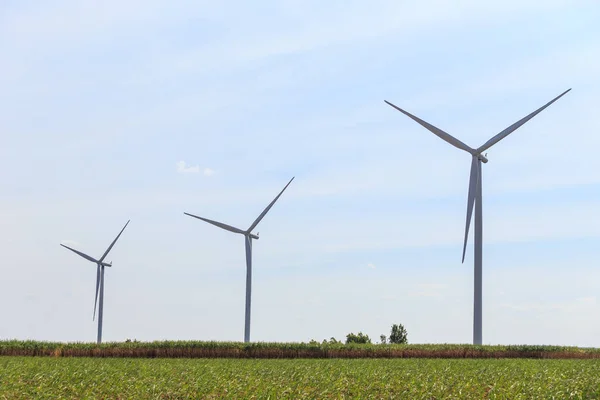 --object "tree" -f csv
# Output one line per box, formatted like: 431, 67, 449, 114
322, 337, 340, 345
345, 332, 371, 344
380, 334, 387, 344
389, 323, 408, 344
